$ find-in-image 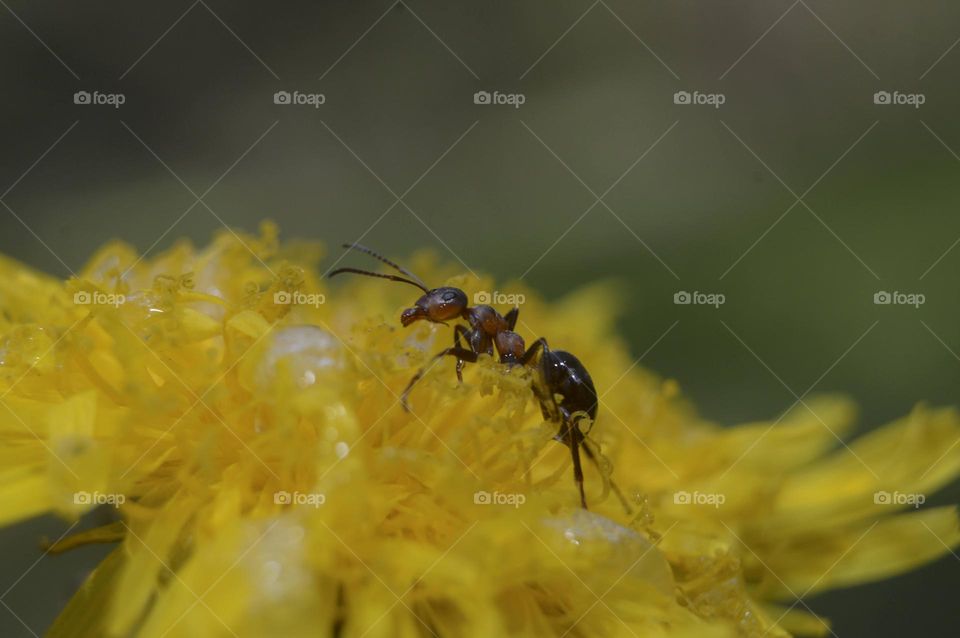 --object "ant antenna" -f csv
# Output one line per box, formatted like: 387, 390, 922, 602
328, 243, 429, 293
340, 243, 429, 289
